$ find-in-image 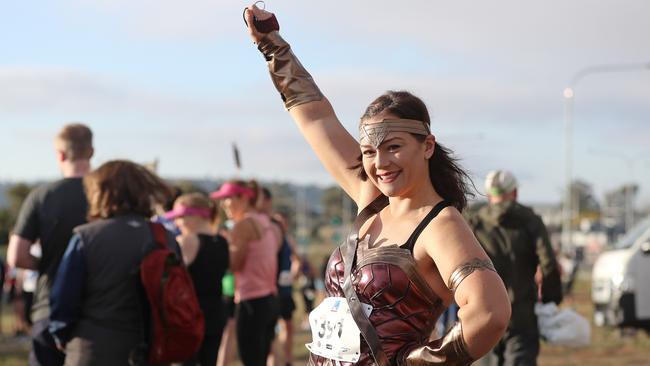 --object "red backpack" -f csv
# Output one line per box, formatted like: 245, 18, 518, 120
139, 223, 205, 364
